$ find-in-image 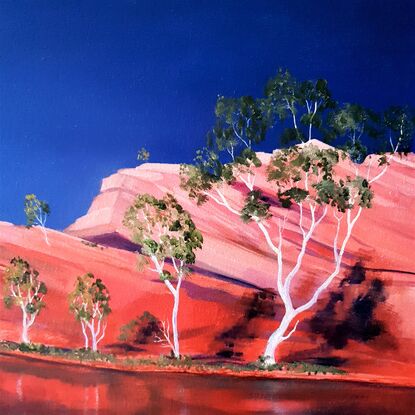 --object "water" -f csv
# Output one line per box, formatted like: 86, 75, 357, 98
0, 355, 414, 414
